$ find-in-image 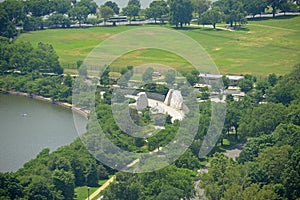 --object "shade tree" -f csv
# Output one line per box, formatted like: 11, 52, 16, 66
192, 0, 211, 17
267, 0, 288, 17
26, 0, 52, 17
122, 4, 140, 22
242, 0, 268, 17
200, 8, 223, 29
98, 5, 114, 25
213, 0, 247, 28
165, 69, 176, 84
169, 0, 194, 28
104, 1, 120, 14
0, 7, 17, 38
146, 0, 169, 24
51, 0, 72, 14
